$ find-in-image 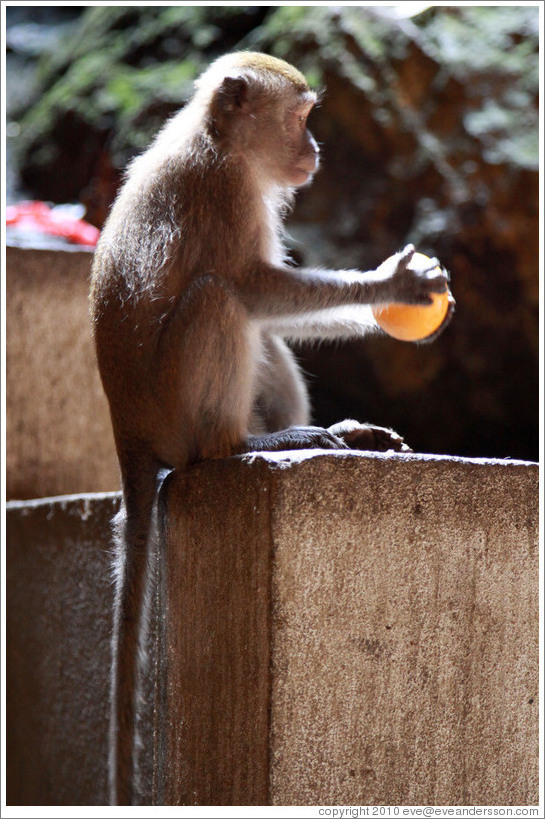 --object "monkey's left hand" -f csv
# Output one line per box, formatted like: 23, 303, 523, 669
328, 420, 412, 453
